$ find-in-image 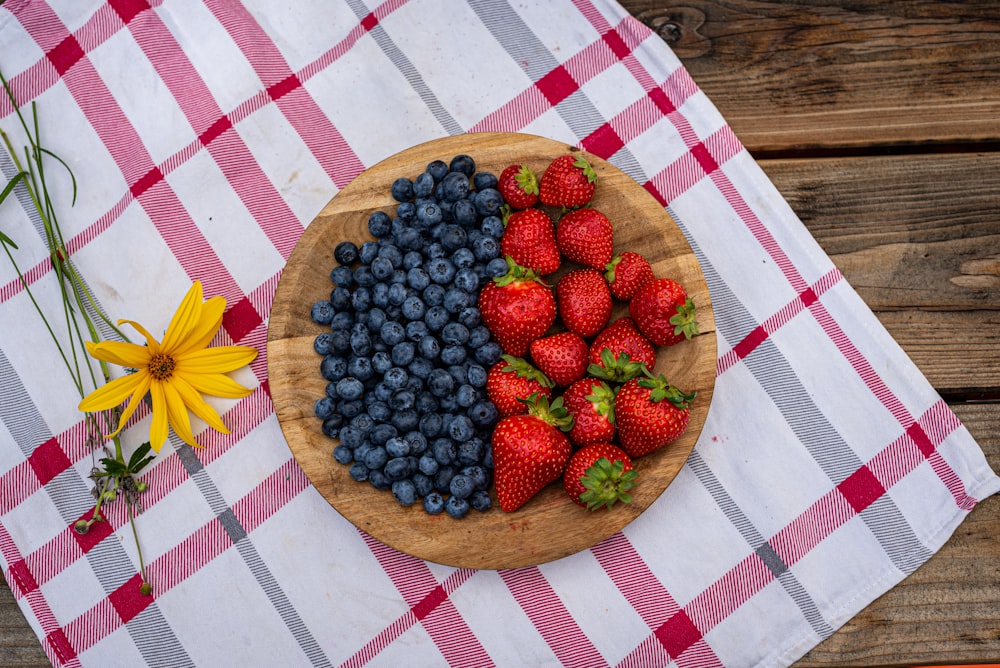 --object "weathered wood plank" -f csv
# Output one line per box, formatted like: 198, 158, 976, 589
759, 152, 1000, 396
795, 402, 1000, 667
0, 576, 46, 667
621, 0, 1000, 152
